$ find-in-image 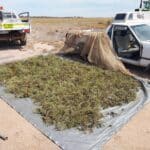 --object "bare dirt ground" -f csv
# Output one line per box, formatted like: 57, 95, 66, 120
0, 42, 56, 64
0, 100, 60, 150
0, 18, 149, 150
